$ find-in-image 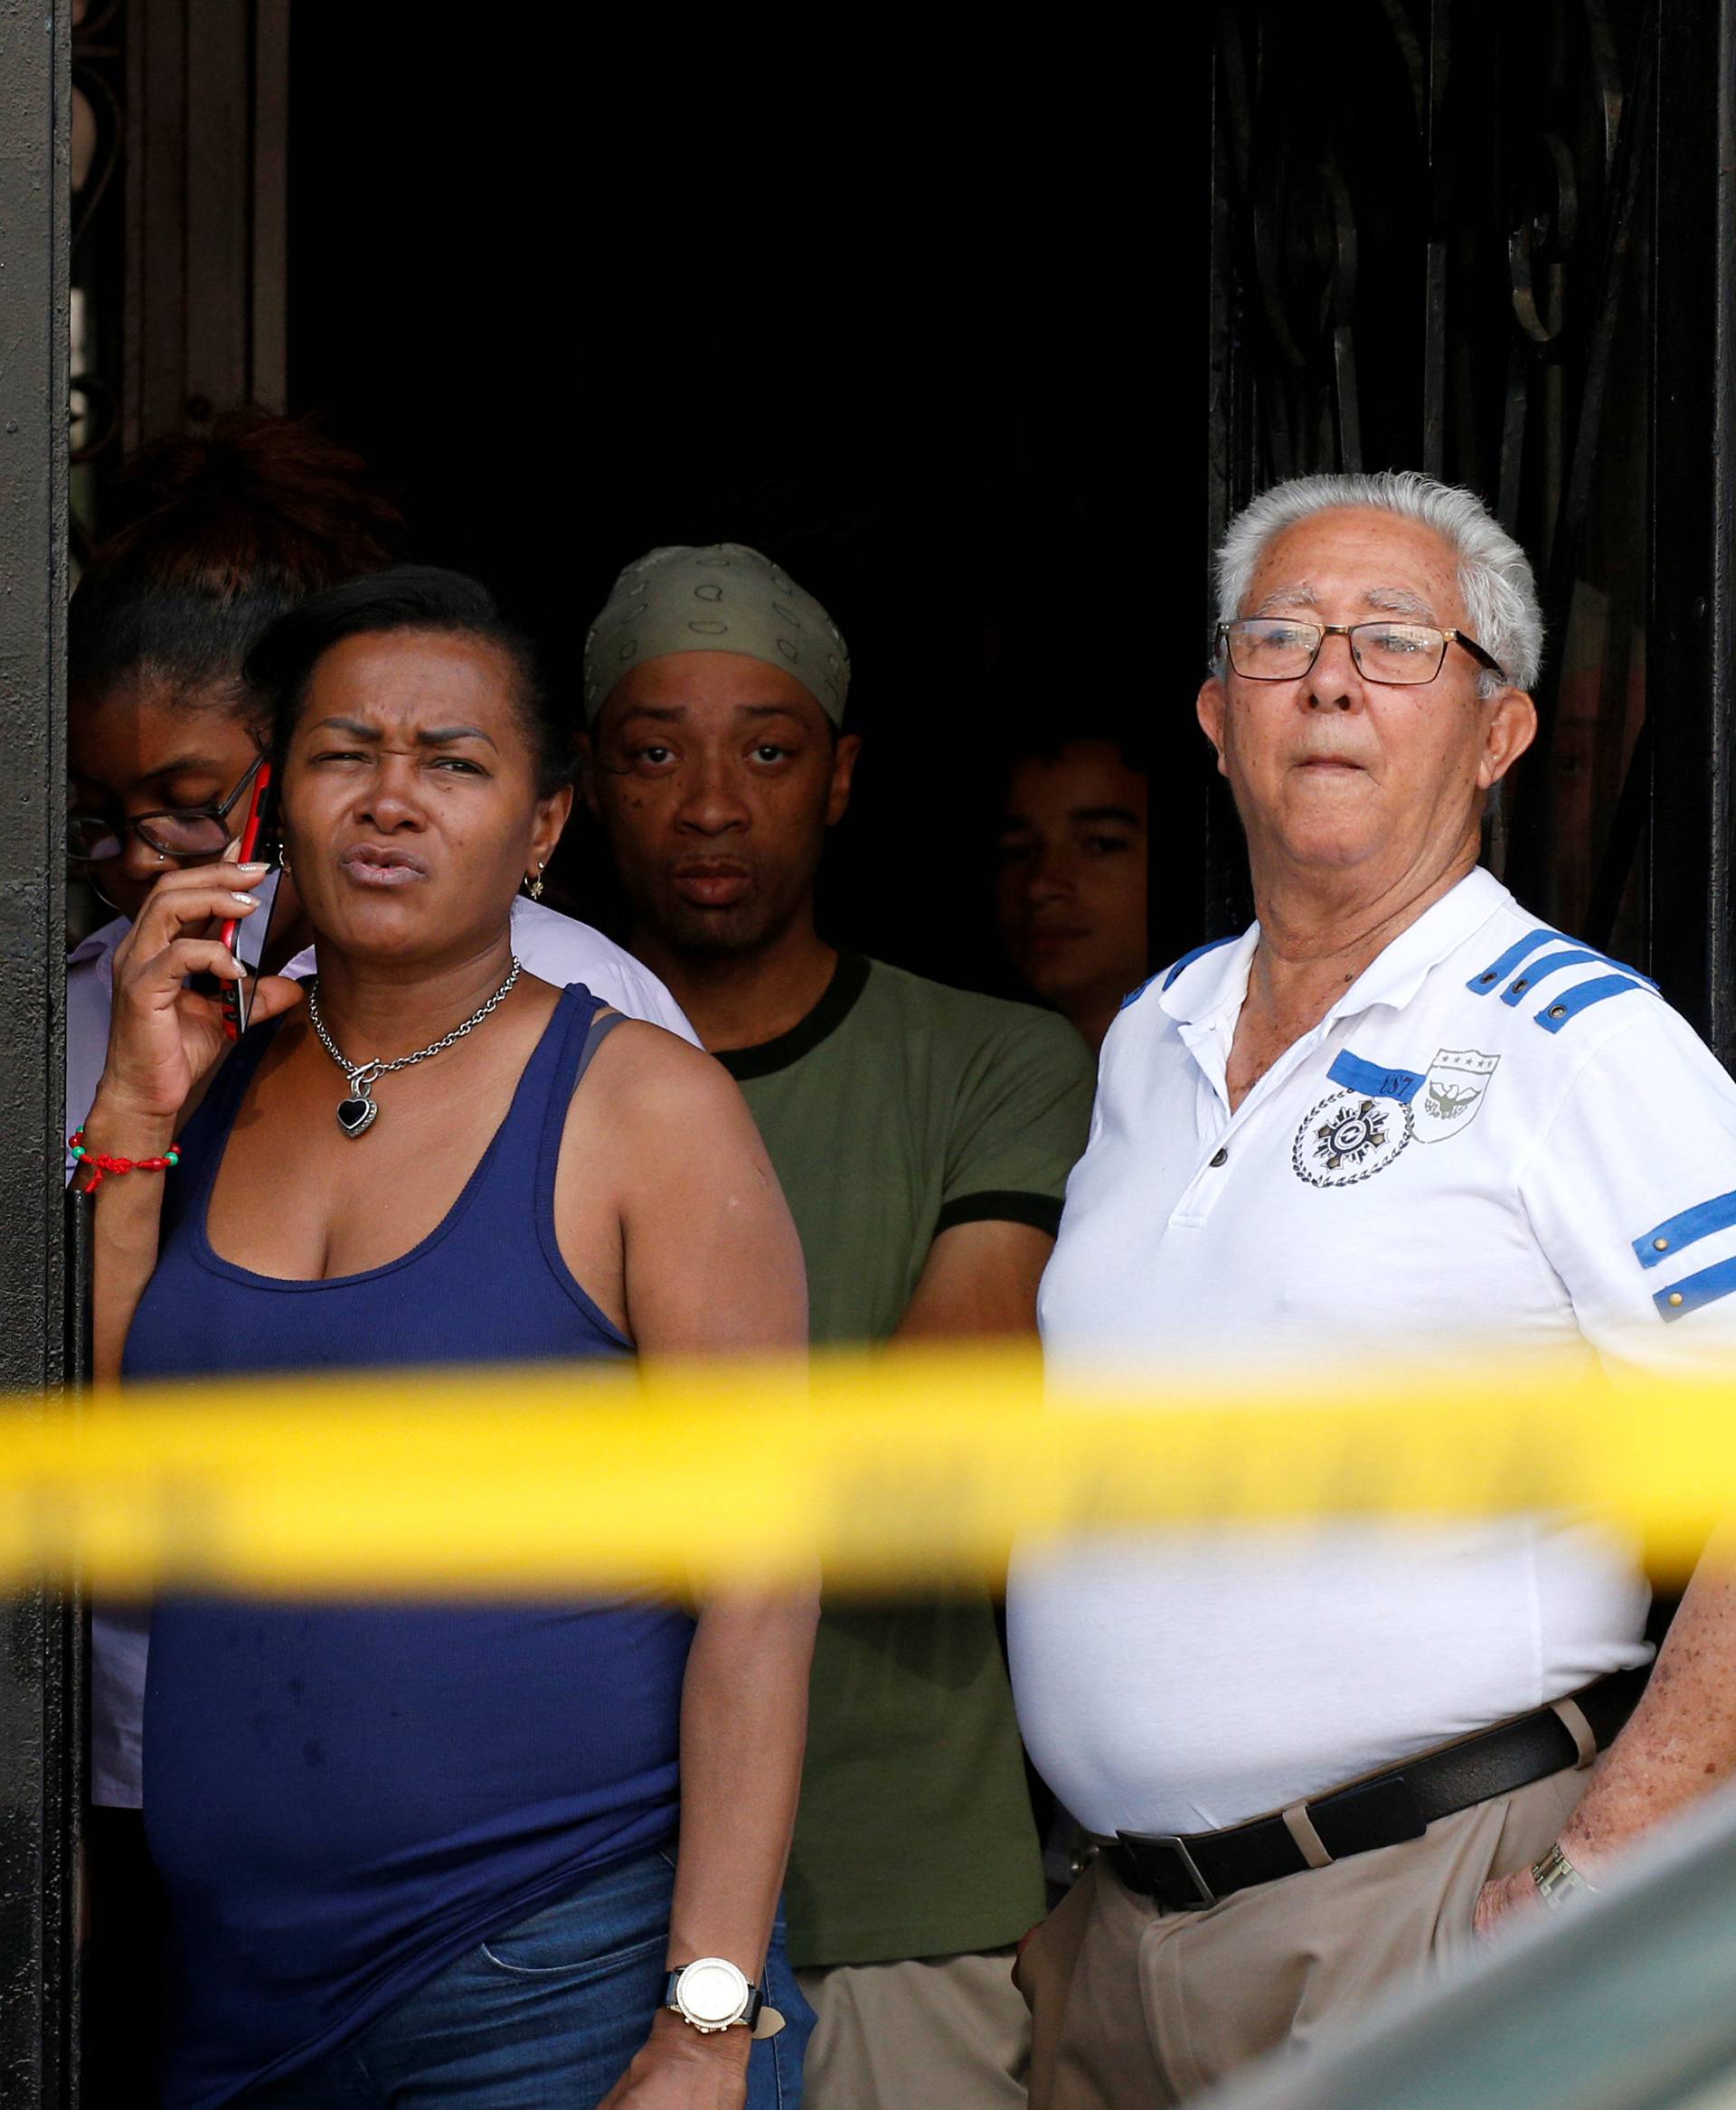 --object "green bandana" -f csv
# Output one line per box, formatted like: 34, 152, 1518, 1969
583, 542, 850, 725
